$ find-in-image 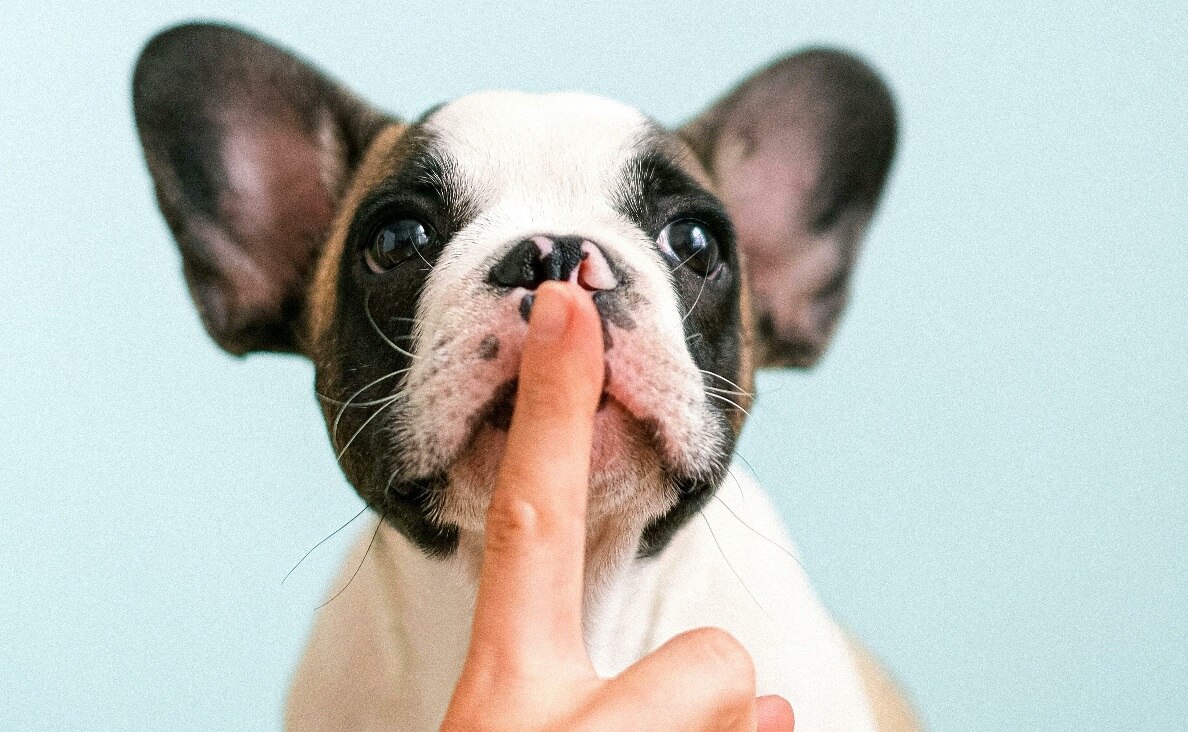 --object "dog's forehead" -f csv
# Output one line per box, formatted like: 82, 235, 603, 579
424, 91, 653, 203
